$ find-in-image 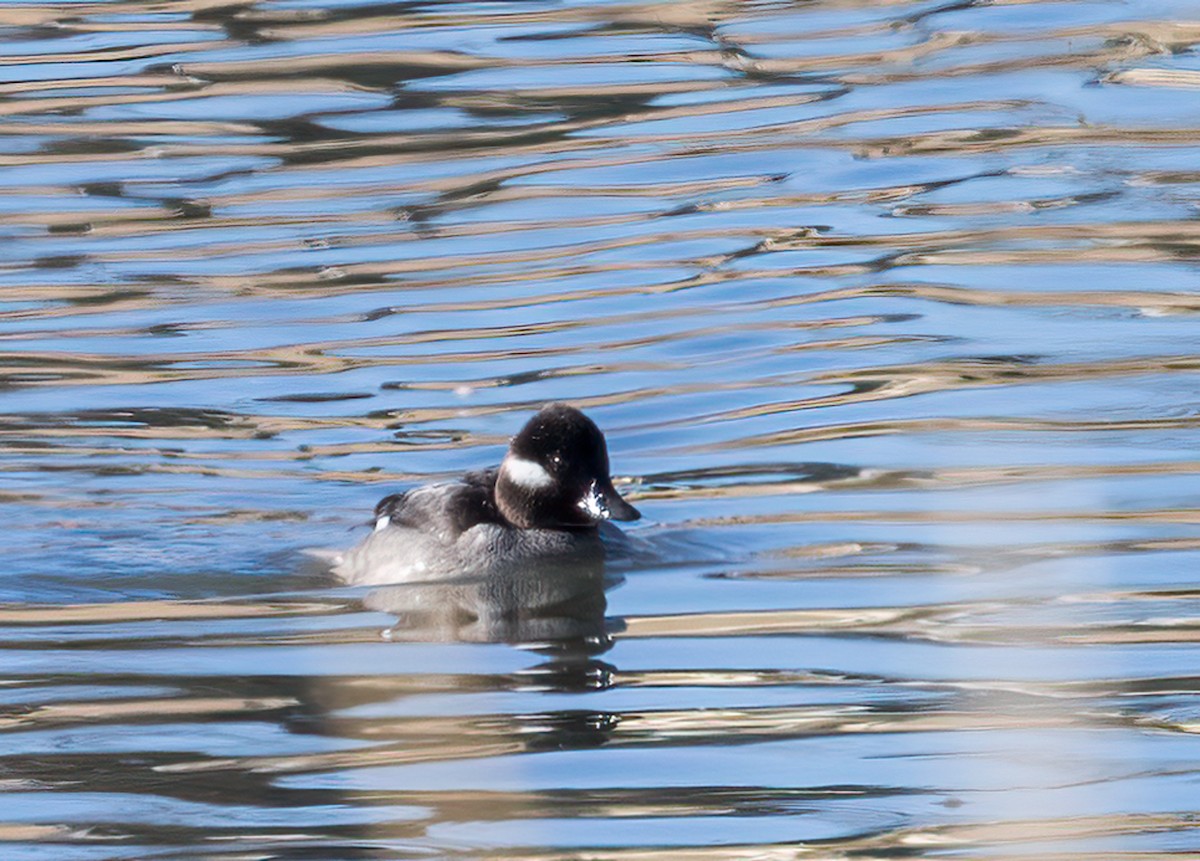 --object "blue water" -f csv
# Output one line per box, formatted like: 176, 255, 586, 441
3, 0, 1200, 857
